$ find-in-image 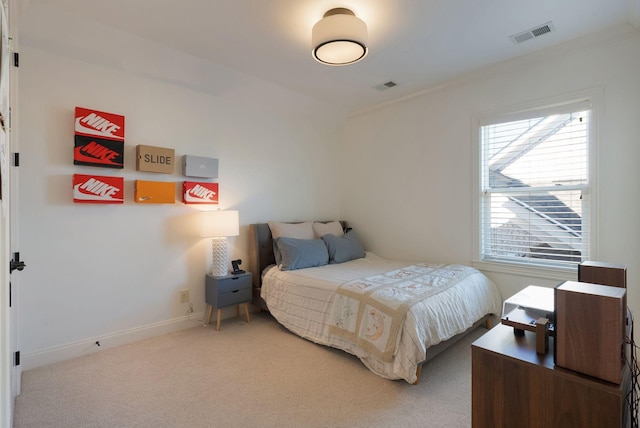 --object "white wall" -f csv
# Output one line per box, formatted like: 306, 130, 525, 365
341, 26, 640, 316
18, 5, 345, 368
19, 4, 640, 370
